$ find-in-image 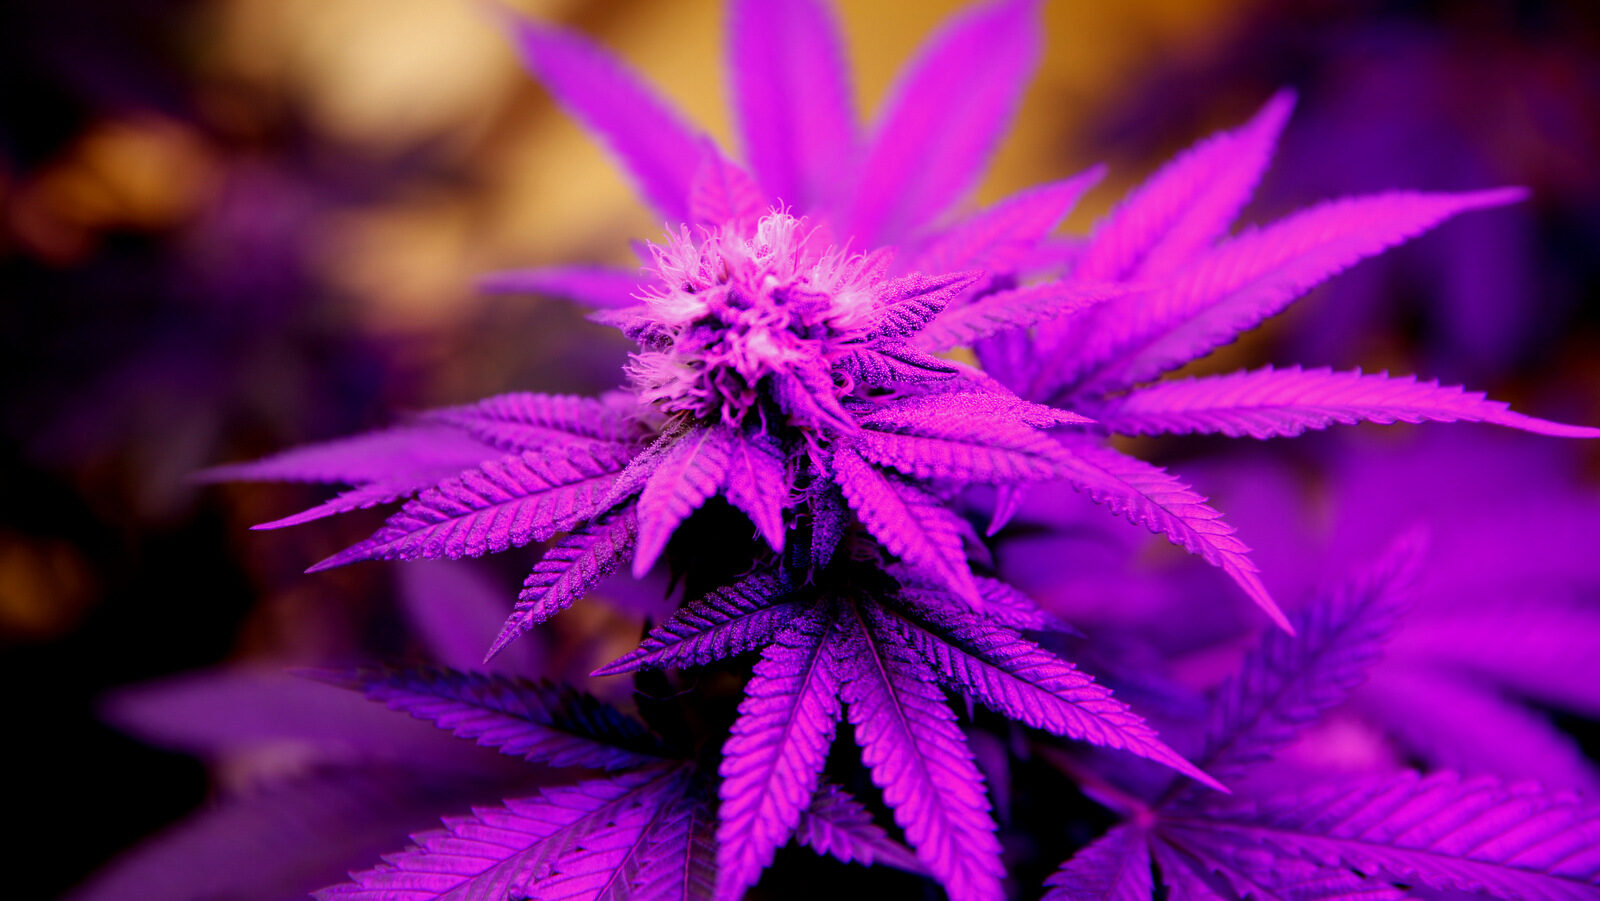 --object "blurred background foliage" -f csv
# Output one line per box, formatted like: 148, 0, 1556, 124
2, 0, 1597, 897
